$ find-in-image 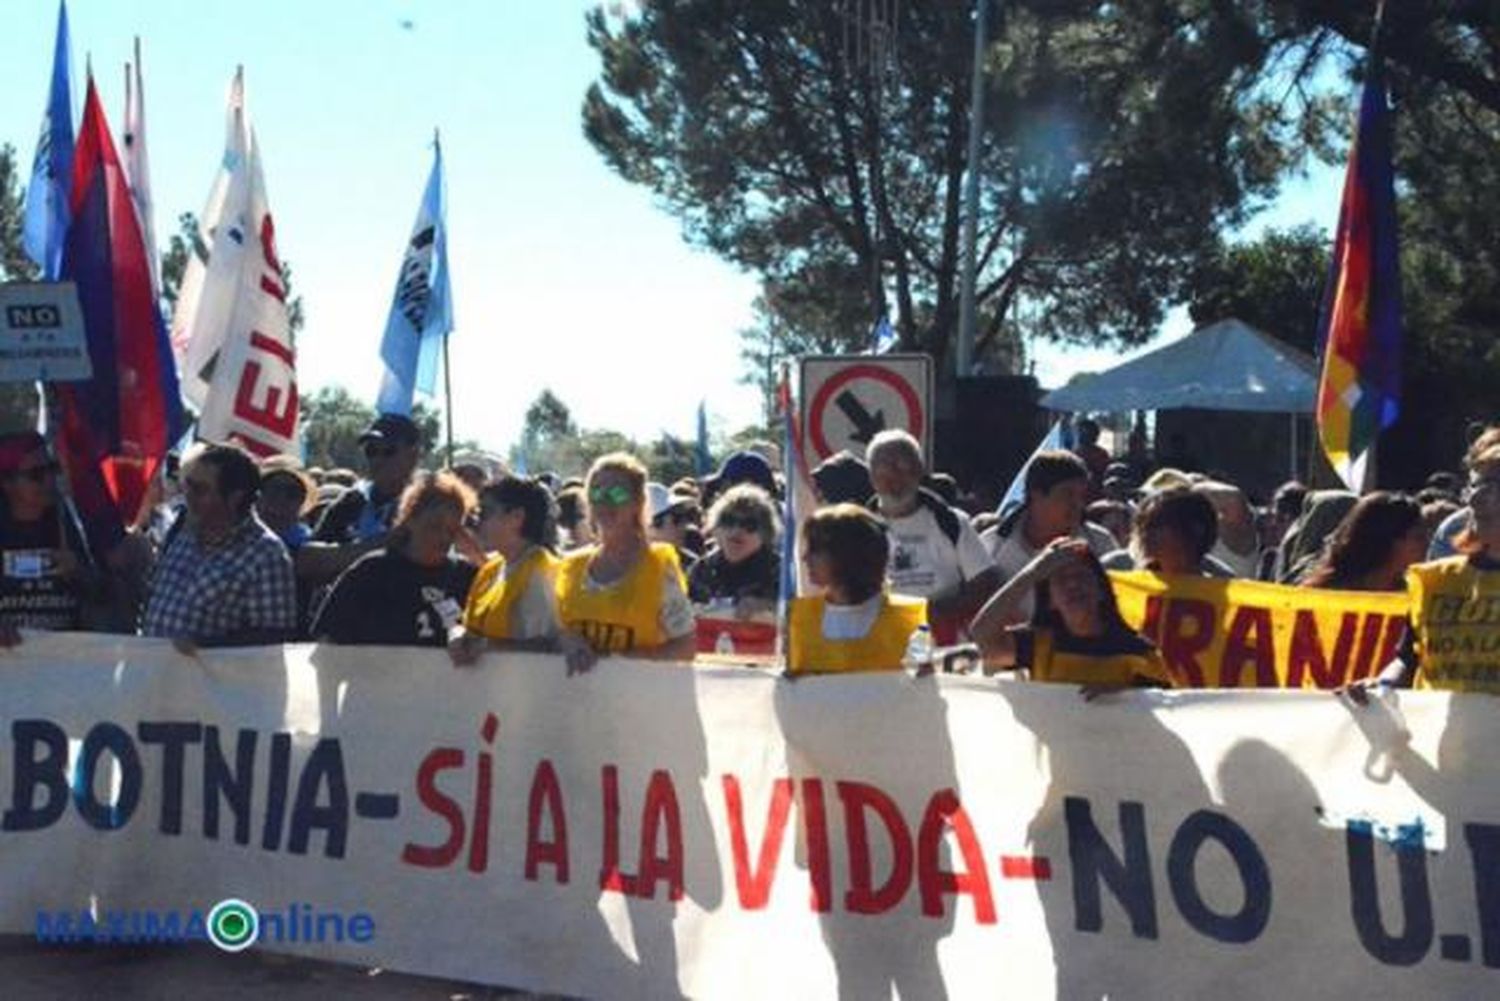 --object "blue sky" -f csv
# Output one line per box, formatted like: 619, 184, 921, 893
2, 1, 1341, 455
